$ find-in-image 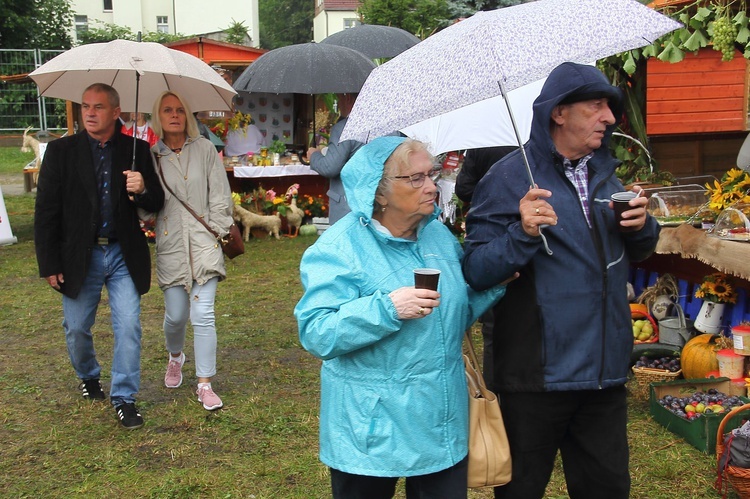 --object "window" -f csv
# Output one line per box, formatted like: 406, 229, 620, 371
75, 15, 88, 39
103, 0, 112, 11
157, 16, 169, 33
343, 19, 360, 29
